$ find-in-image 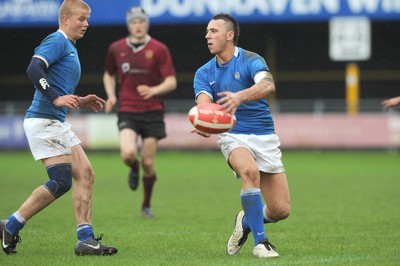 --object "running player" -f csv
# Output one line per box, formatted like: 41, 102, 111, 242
103, 6, 177, 218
